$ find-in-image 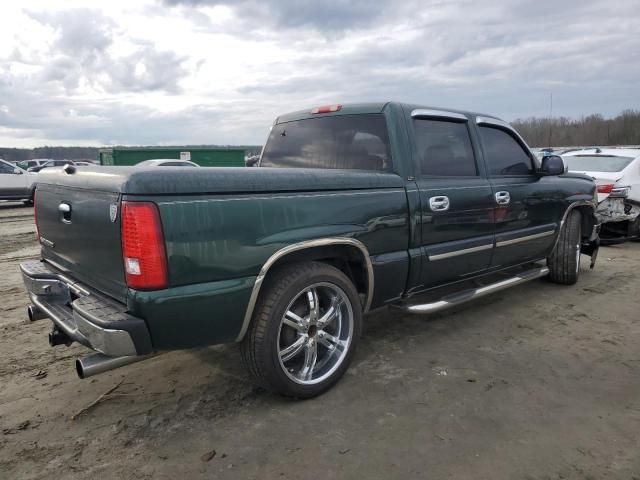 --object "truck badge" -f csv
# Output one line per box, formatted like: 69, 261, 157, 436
109, 203, 118, 223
